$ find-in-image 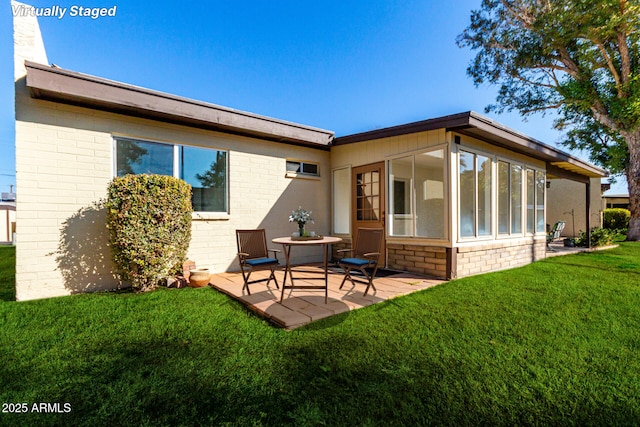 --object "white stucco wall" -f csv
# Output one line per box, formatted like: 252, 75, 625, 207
546, 178, 602, 237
